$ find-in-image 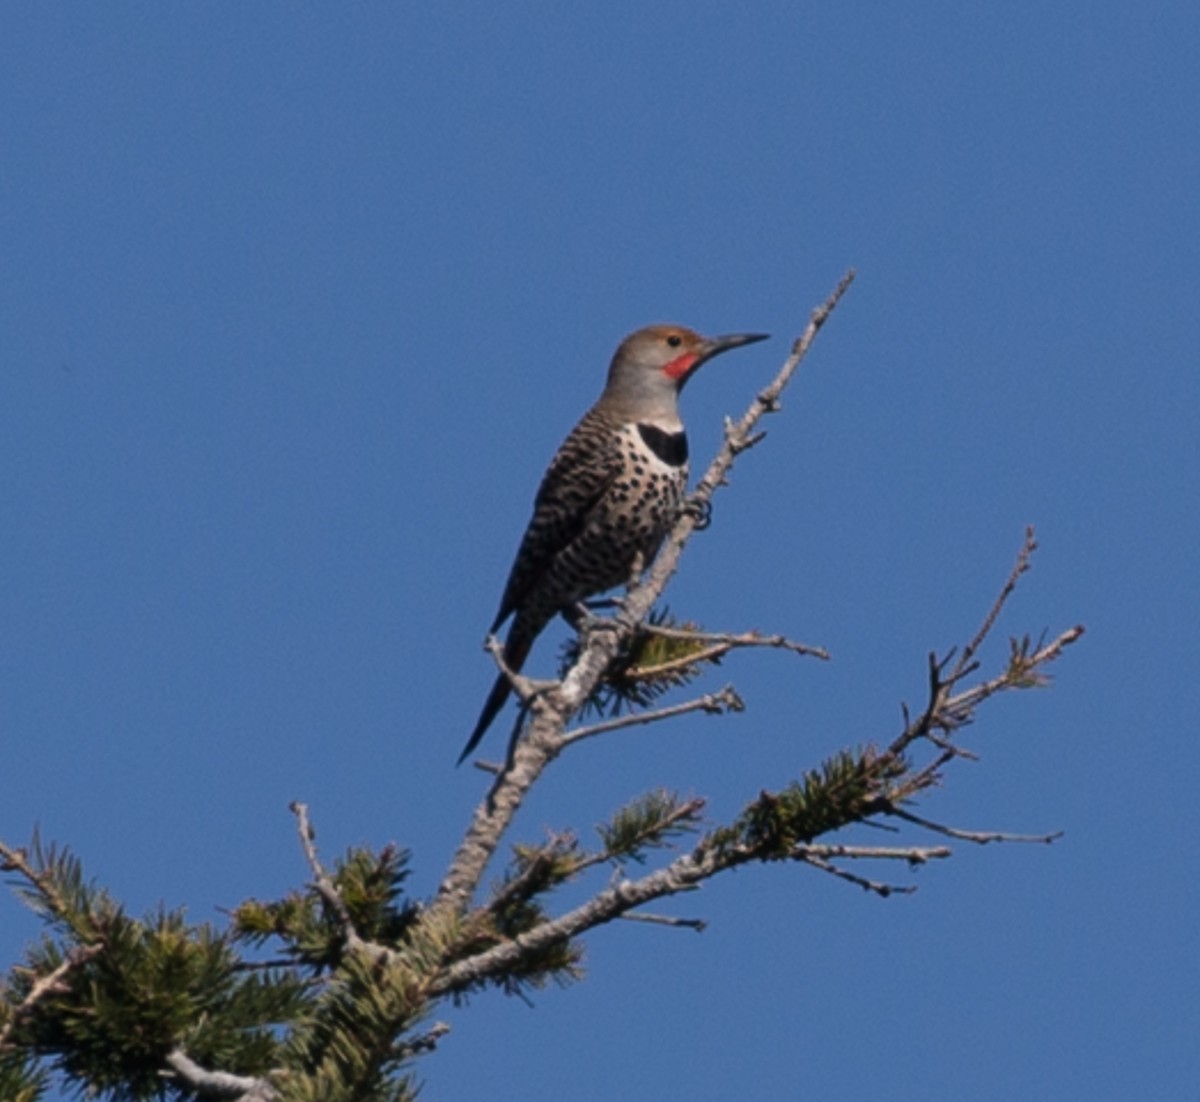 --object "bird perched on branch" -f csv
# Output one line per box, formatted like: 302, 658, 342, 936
460, 324, 769, 765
